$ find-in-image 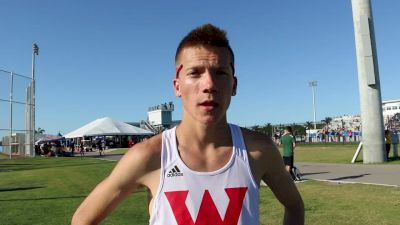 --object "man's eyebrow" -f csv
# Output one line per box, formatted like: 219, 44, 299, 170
175, 63, 235, 78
